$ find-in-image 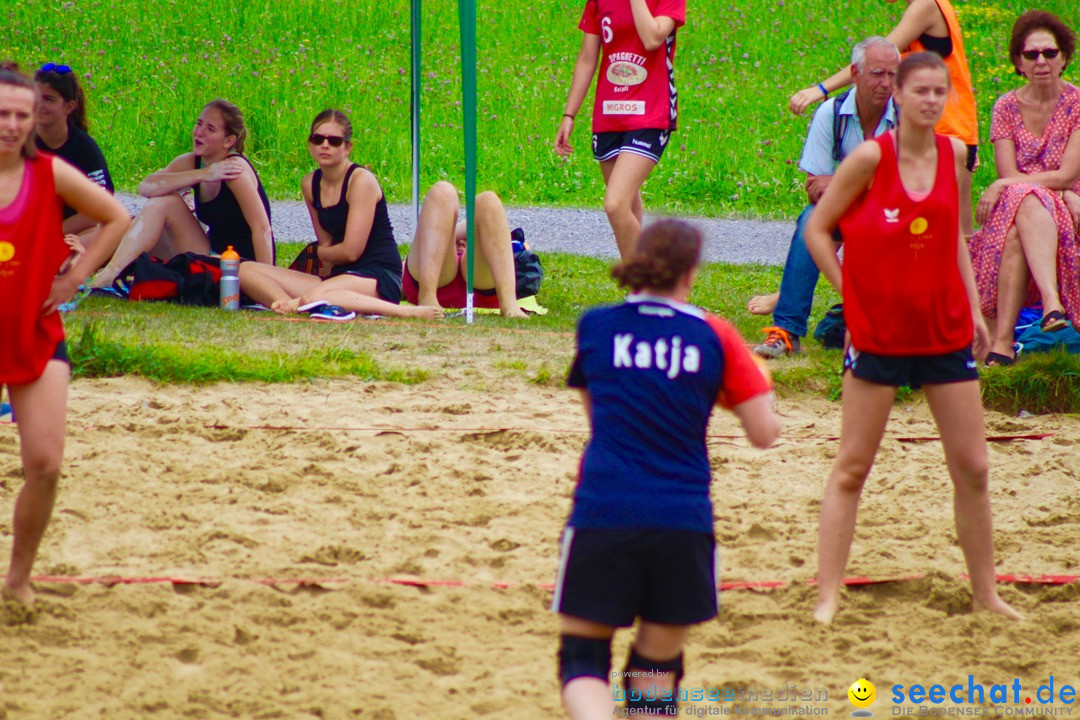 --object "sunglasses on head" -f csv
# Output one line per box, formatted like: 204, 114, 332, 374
39, 62, 72, 74
1021, 48, 1061, 61
308, 133, 347, 147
